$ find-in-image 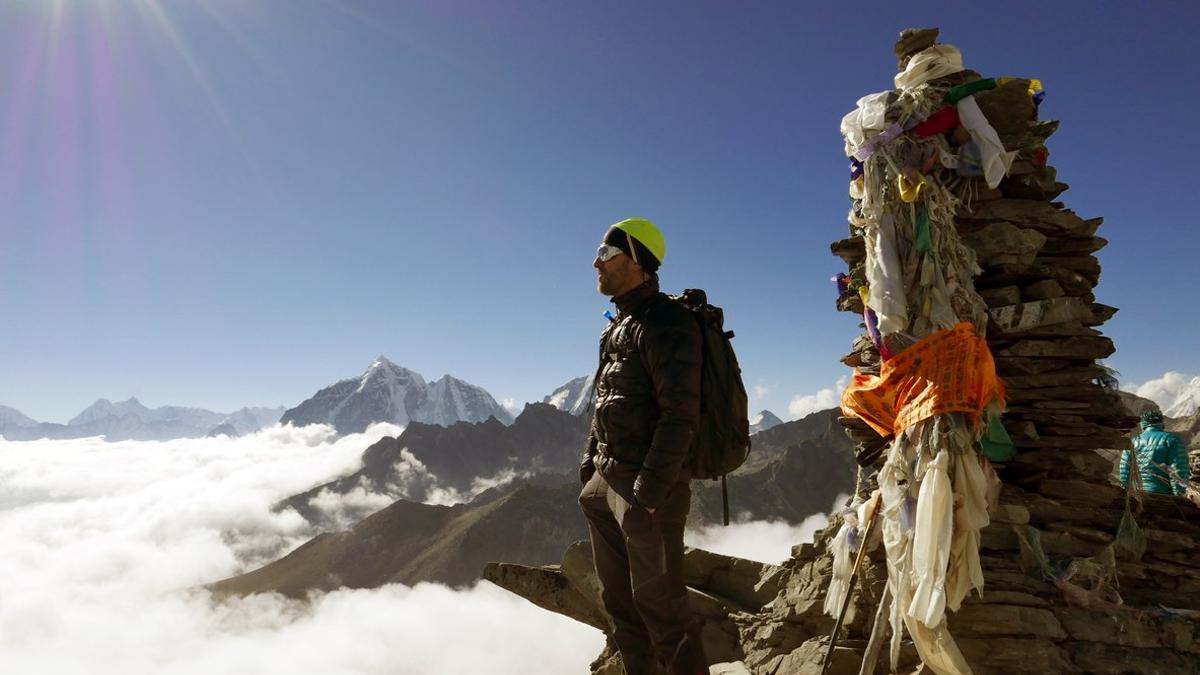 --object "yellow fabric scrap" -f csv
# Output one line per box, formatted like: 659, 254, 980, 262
997, 76, 1044, 98
898, 171, 928, 203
